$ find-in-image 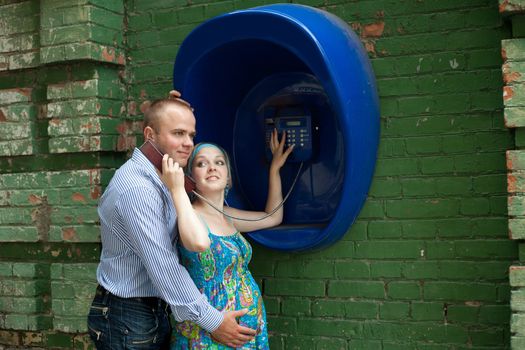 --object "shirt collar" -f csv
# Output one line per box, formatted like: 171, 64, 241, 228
132, 147, 158, 173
